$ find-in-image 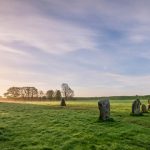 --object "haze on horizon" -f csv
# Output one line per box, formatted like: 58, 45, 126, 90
0, 0, 150, 97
